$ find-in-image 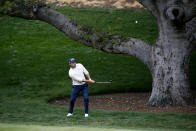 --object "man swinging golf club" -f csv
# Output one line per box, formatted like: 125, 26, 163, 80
67, 58, 95, 117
